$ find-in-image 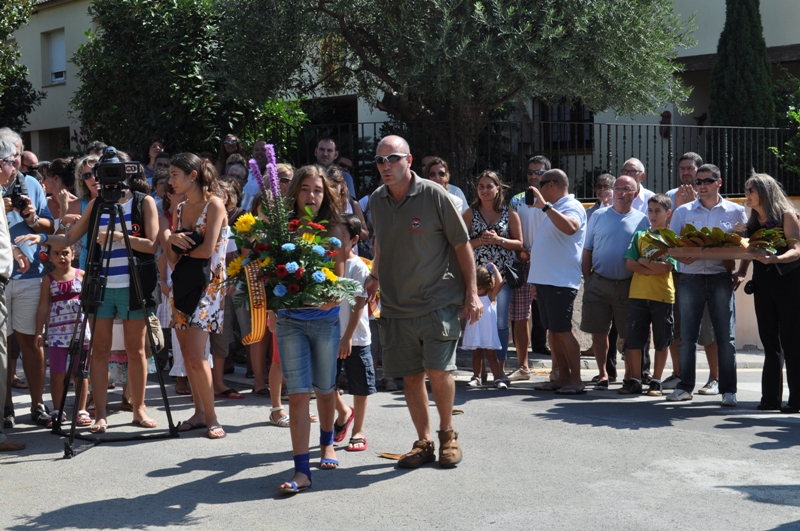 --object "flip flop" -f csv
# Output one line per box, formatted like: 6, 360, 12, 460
252, 387, 270, 397
555, 385, 587, 395
278, 480, 310, 495
10, 378, 28, 390
89, 421, 107, 434
215, 388, 245, 399
175, 387, 192, 396
319, 458, 339, 469
177, 420, 207, 432
346, 437, 368, 452
131, 418, 158, 428
207, 425, 226, 439
333, 413, 354, 443
535, 383, 562, 391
